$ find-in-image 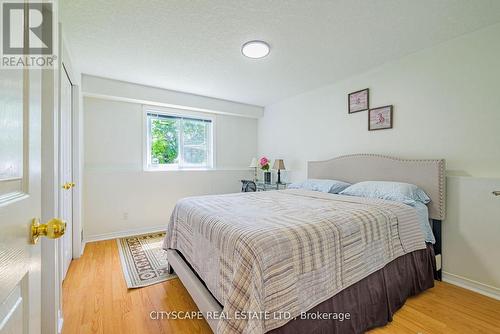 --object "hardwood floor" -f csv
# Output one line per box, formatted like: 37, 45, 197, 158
63, 240, 500, 334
